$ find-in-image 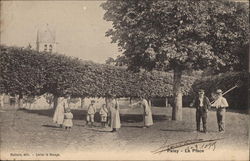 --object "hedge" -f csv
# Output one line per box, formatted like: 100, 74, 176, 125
0, 45, 196, 98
